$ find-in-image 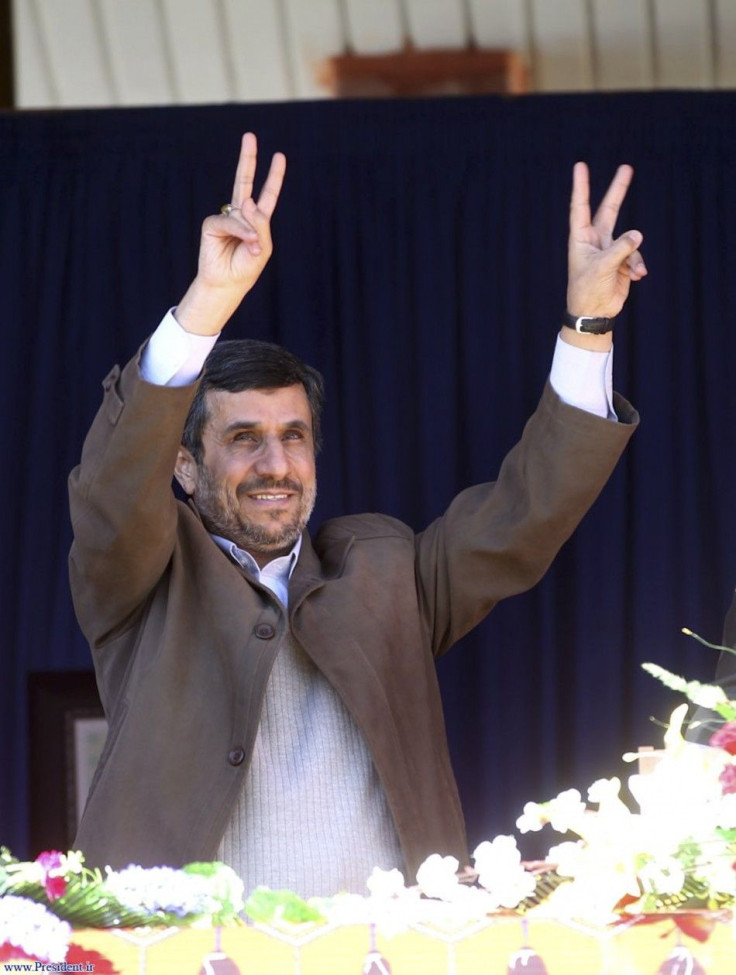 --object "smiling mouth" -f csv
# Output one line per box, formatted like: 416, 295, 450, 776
237, 477, 303, 506
247, 492, 293, 502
